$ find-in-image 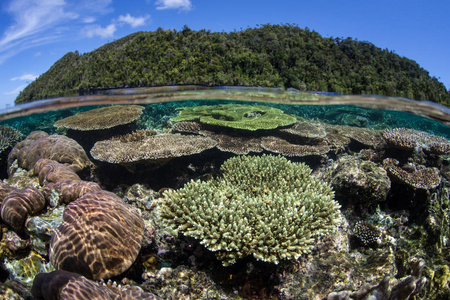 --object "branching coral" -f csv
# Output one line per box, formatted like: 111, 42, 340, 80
0, 125, 22, 160
160, 154, 341, 266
